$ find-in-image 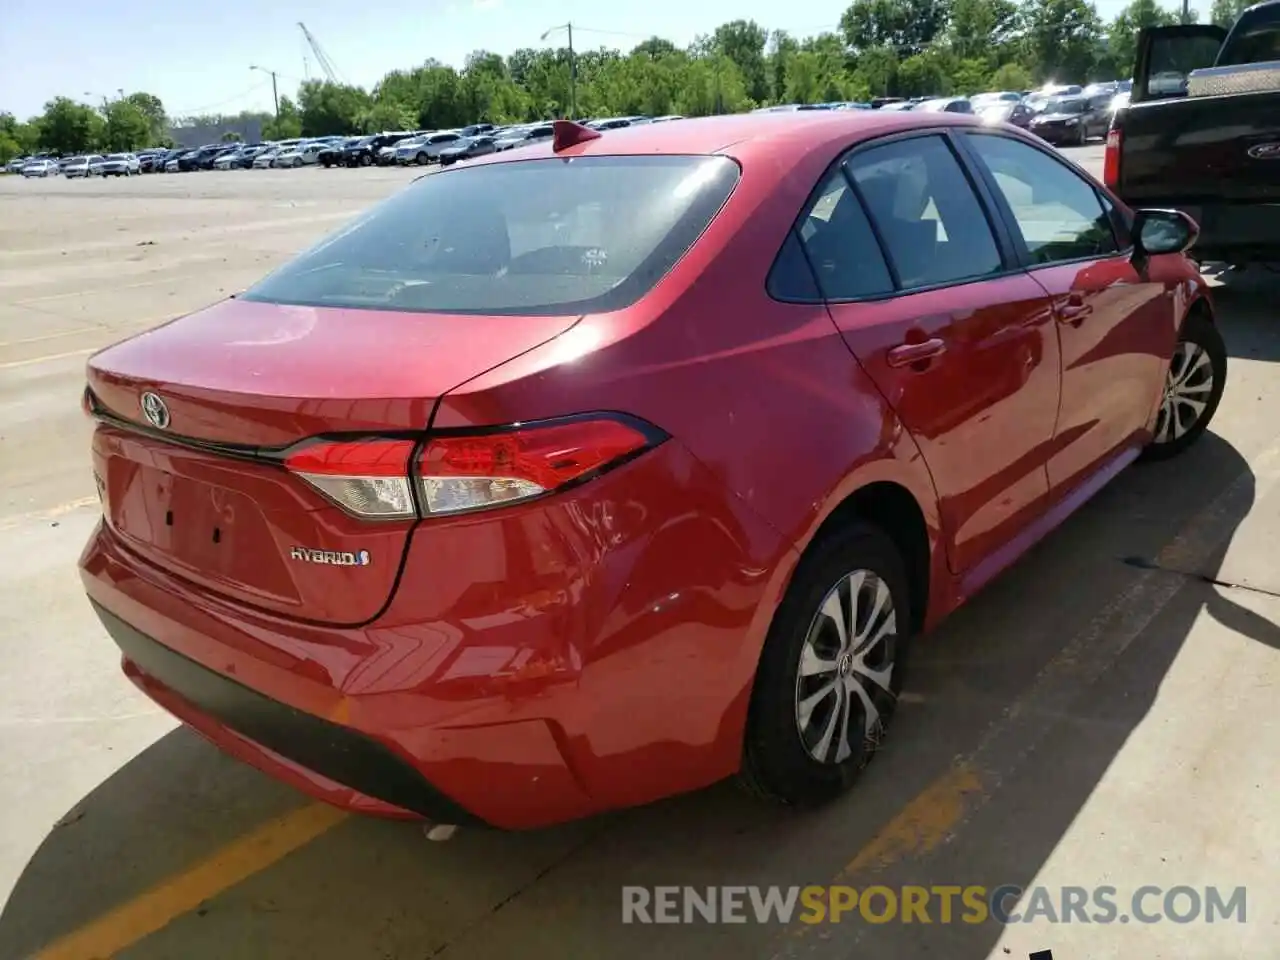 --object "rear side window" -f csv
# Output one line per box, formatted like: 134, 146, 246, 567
242, 155, 740, 316
846, 135, 1003, 290
789, 168, 893, 300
